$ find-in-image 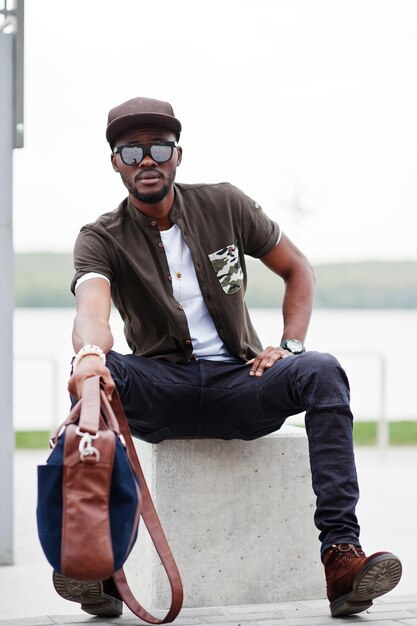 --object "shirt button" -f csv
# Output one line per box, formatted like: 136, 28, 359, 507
185, 339, 192, 345
168, 275, 173, 282
150, 220, 157, 227
158, 242, 164, 248
178, 304, 184, 310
